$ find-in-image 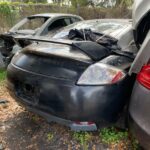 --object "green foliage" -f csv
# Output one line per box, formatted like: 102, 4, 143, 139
132, 139, 139, 150
0, 70, 6, 82
47, 132, 54, 141
10, 0, 47, 3
130, 135, 140, 150
115, 0, 133, 7
0, 2, 19, 27
71, 0, 89, 8
99, 127, 128, 144
81, 0, 133, 8
73, 132, 92, 149
0, 2, 11, 15
23, 0, 47, 3
32, 115, 40, 122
